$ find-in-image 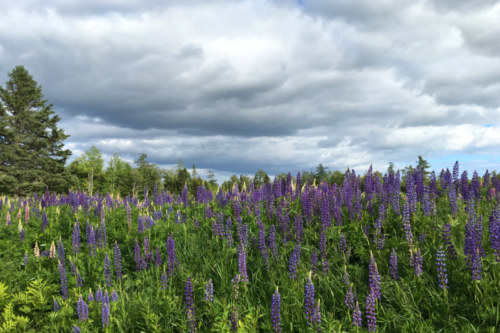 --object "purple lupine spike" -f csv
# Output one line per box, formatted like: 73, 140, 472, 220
126, 203, 131, 230
368, 252, 381, 300
20, 227, 25, 242
161, 266, 168, 290
353, 301, 362, 328
304, 272, 316, 325
258, 223, 269, 270
77, 294, 88, 321
366, 288, 377, 332
185, 277, 196, 333
294, 214, 303, 243
167, 233, 179, 276
104, 252, 113, 287
23, 251, 28, 266
205, 279, 213, 302
343, 266, 350, 285
53, 296, 60, 312
96, 286, 103, 302
471, 248, 482, 281
76, 269, 83, 288
268, 225, 278, 260
238, 243, 249, 282
134, 239, 141, 272
345, 284, 355, 309
339, 233, 347, 253
155, 245, 162, 267
144, 236, 151, 263
114, 241, 122, 279
390, 248, 398, 280
414, 248, 423, 277
271, 287, 281, 333
72, 222, 80, 254
436, 247, 448, 289
490, 206, 500, 261
111, 290, 118, 302
73, 325, 81, 333
57, 236, 66, 264
312, 299, 321, 330
88, 289, 94, 302
225, 217, 233, 247
58, 261, 68, 300
101, 297, 109, 327
402, 200, 413, 248
310, 248, 318, 274
288, 245, 299, 279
